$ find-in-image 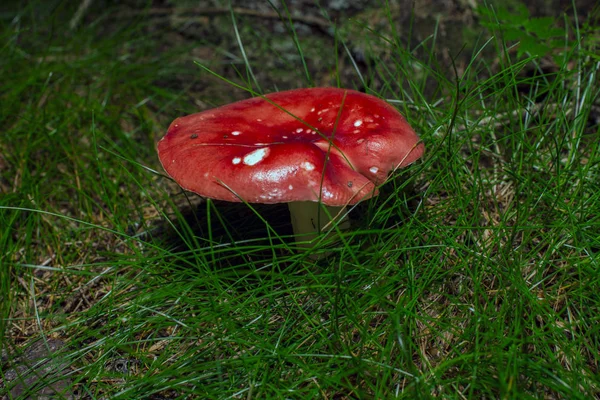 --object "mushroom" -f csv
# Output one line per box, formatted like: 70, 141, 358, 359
157, 87, 424, 250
